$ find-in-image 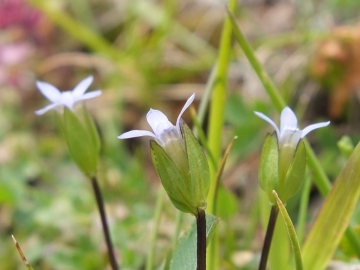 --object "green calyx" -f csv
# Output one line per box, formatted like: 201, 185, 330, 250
259, 132, 306, 204
56, 106, 101, 178
150, 121, 210, 215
